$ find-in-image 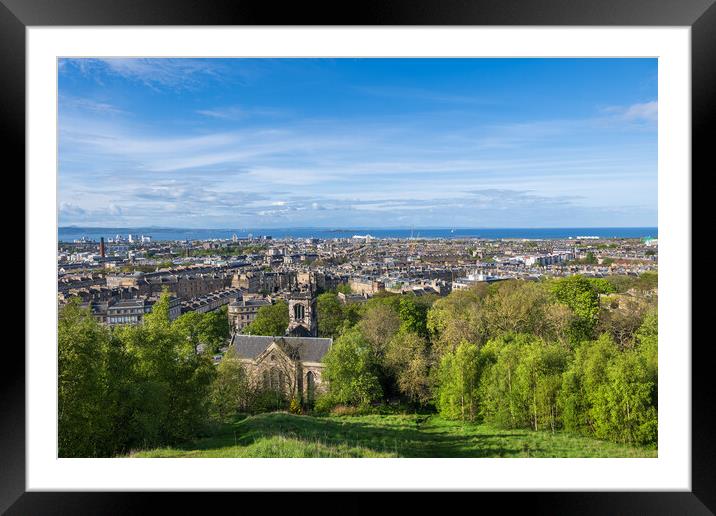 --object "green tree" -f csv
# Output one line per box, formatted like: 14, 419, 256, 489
317, 292, 347, 338
550, 275, 602, 343
435, 341, 483, 421
209, 348, 250, 421
558, 333, 657, 445
200, 305, 231, 352
482, 280, 553, 339
559, 334, 617, 435
635, 308, 658, 381
587, 277, 616, 294
59, 293, 217, 456
606, 275, 637, 293
606, 272, 658, 294
596, 295, 651, 348
322, 327, 382, 406
385, 331, 432, 405
173, 311, 206, 353
478, 333, 569, 431
244, 300, 289, 336
636, 271, 658, 292
58, 299, 113, 457
513, 339, 568, 432
591, 350, 657, 445
477, 334, 522, 428
427, 284, 488, 357
119, 292, 217, 445
397, 296, 434, 337
358, 303, 402, 359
